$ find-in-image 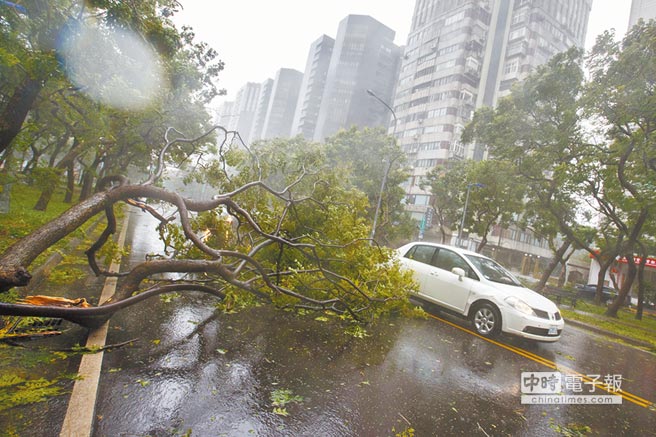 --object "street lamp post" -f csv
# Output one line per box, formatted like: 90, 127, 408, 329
457, 182, 484, 247
366, 89, 398, 244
